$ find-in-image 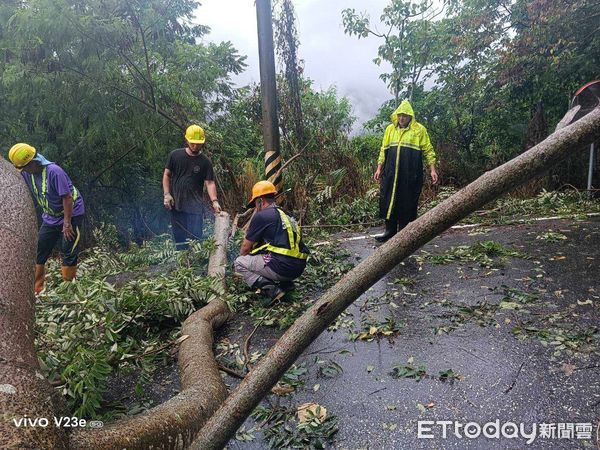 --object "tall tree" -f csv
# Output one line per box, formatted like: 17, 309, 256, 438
342, 0, 444, 101
0, 0, 246, 239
